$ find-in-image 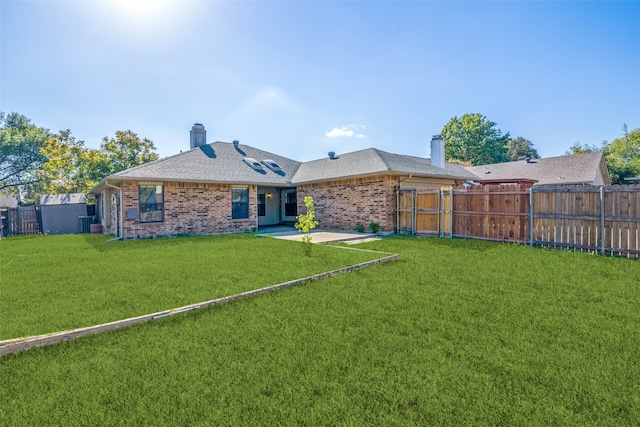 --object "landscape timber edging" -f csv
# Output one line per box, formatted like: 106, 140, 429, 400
0, 252, 399, 357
